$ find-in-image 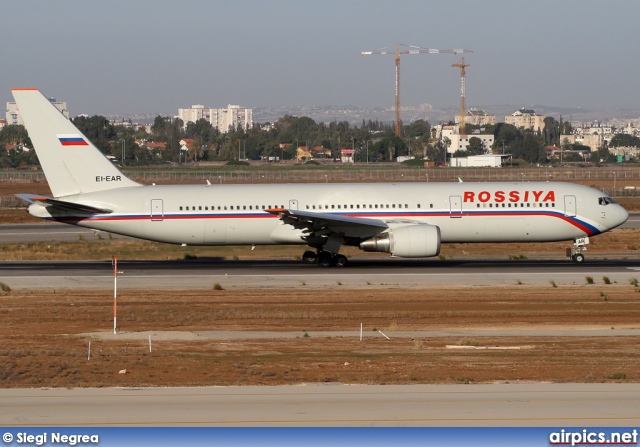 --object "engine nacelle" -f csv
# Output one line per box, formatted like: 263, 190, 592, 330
360, 224, 441, 258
